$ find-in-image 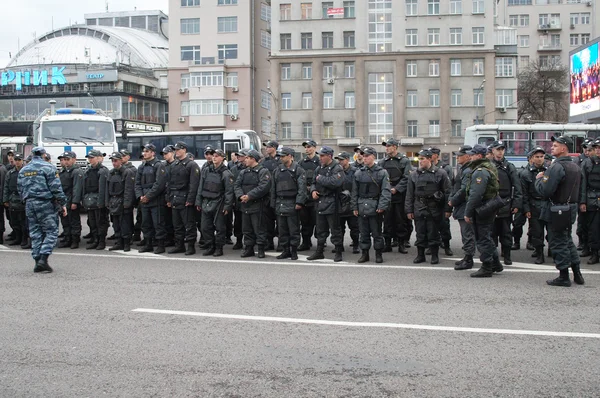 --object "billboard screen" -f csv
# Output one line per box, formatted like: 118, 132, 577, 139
570, 42, 600, 117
